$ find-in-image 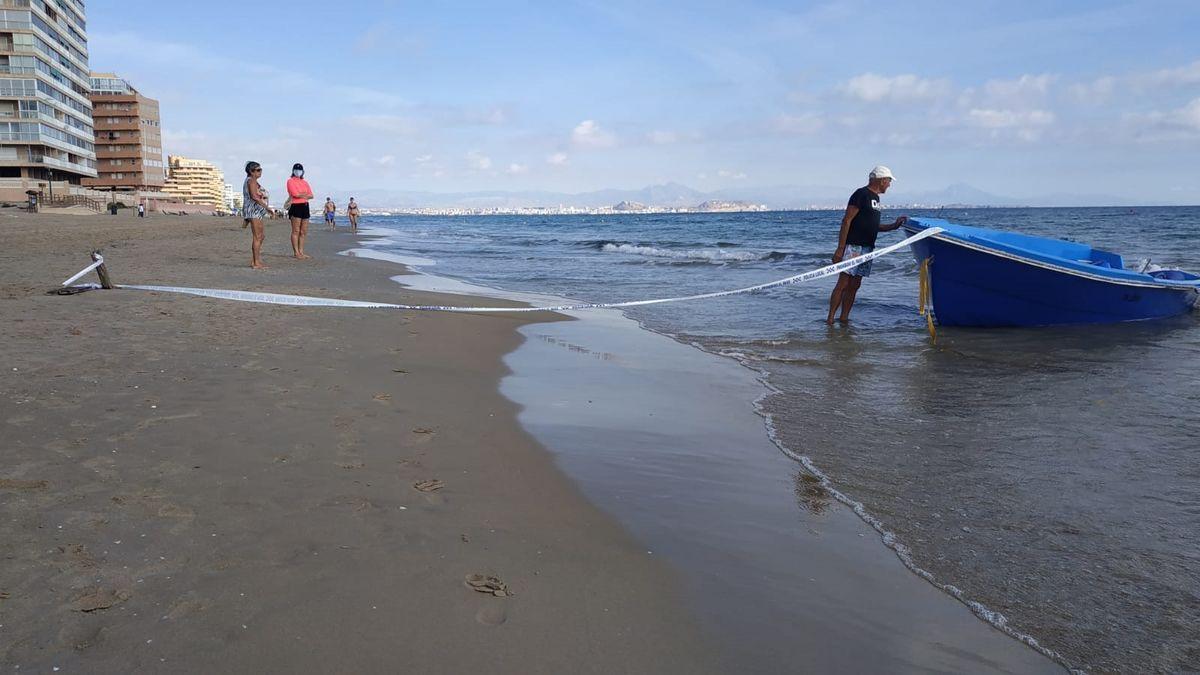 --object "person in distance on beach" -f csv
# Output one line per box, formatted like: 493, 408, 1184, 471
347, 197, 360, 233
286, 162, 315, 259
323, 197, 336, 230
826, 165, 908, 325
242, 161, 271, 269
